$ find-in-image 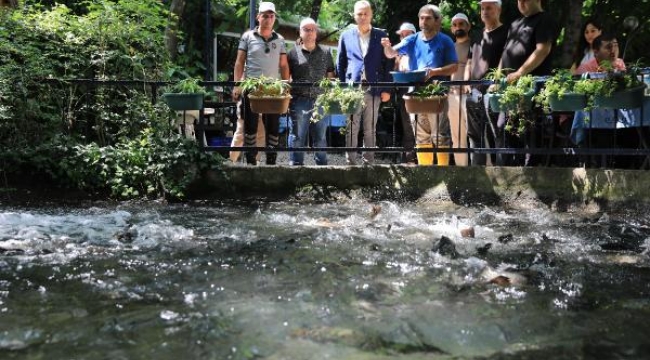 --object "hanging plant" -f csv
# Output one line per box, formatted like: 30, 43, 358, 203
311, 79, 366, 123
